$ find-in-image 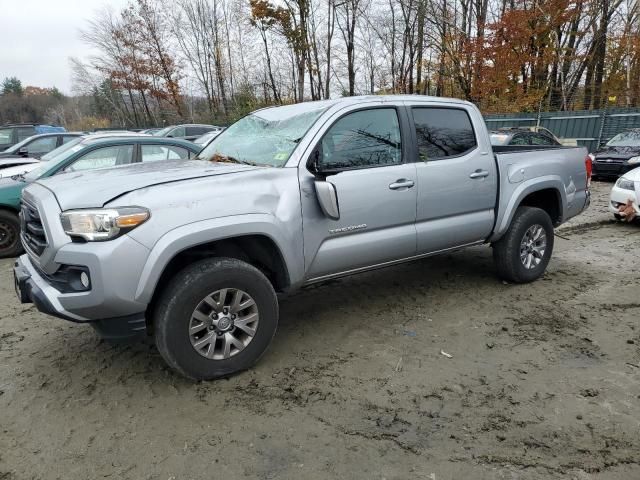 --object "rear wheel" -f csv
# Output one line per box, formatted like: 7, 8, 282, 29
492, 207, 554, 283
0, 211, 22, 259
154, 257, 278, 380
